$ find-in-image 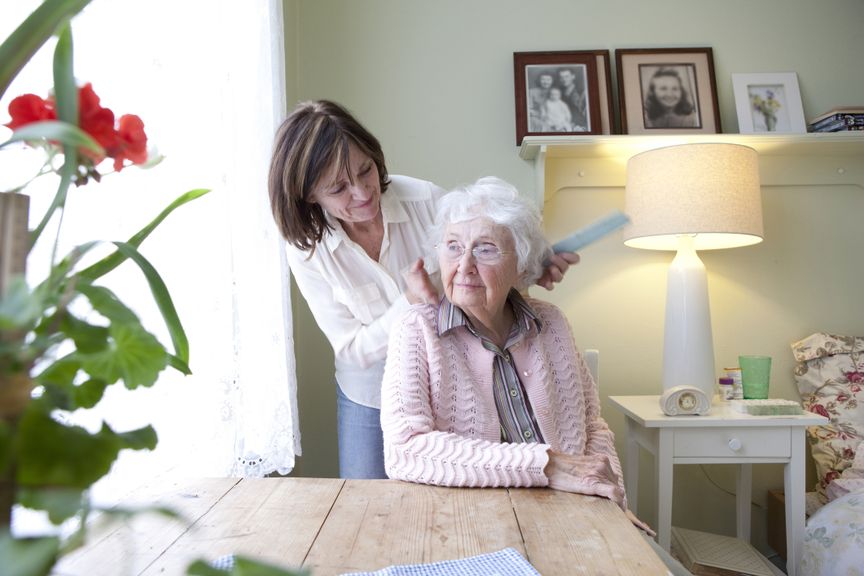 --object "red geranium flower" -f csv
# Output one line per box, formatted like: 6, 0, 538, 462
5, 83, 148, 182
110, 114, 148, 171
77, 82, 118, 156
4, 93, 56, 130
